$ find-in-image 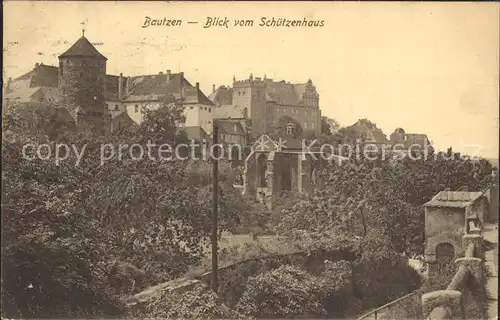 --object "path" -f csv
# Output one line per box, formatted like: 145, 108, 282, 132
483, 223, 498, 320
